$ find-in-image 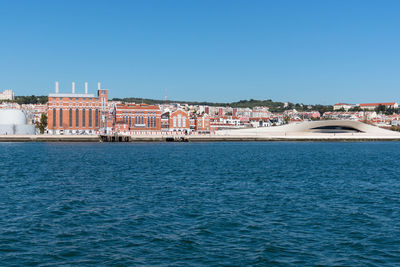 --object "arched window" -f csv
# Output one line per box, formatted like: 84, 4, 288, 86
178, 114, 182, 127
82, 109, 86, 128
88, 109, 92, 127
69, 108, 72, 128
95, 109, 99, 128
53, 108, 56, 128
76, 109, 79, 127
59, 108, 63, 127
